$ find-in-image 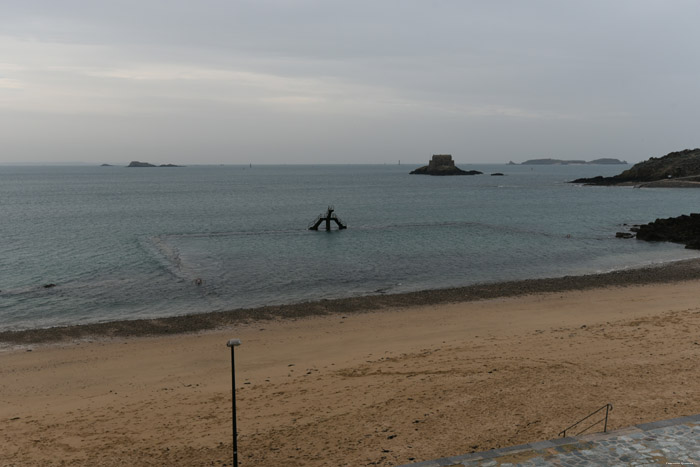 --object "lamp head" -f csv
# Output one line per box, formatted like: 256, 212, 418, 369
226, 338, 242, 347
